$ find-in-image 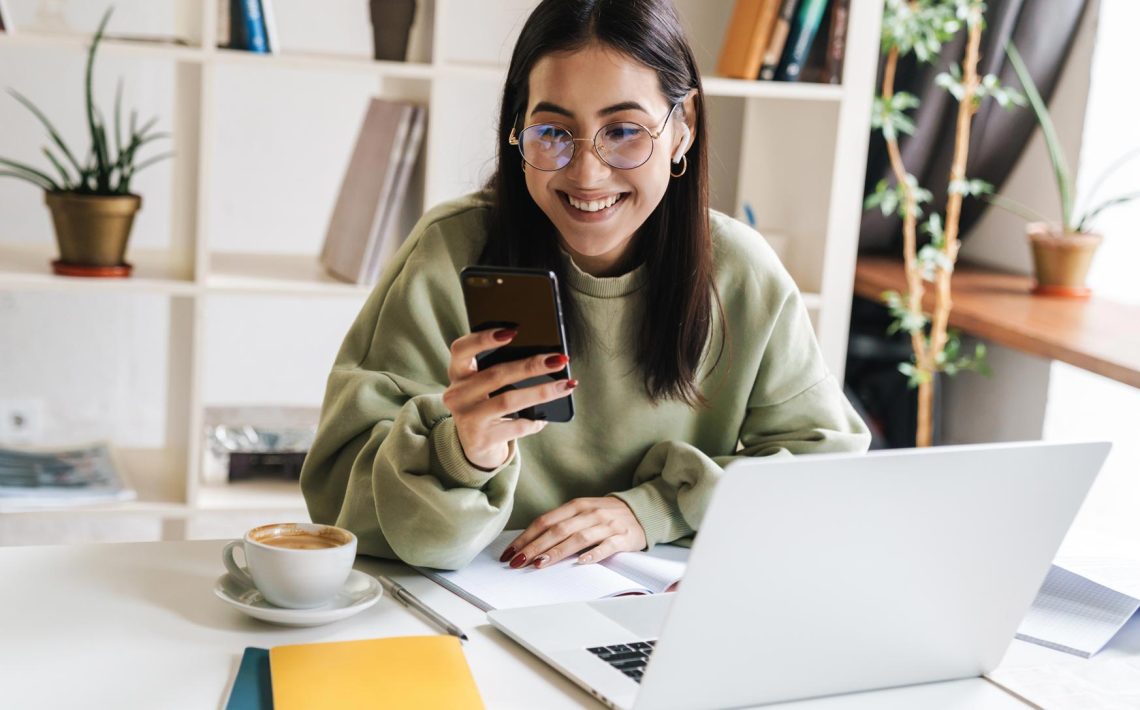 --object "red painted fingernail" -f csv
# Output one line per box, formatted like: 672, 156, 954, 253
564, 379, 578, 391
493, 329, 517, 342
499, 546, 516, 563
509, 553, 527, 569
534, 554, 551, 568
544, 354, 569, 368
